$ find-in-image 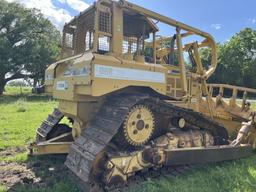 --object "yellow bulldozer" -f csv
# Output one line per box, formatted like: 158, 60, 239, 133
30, 0, 256, 191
